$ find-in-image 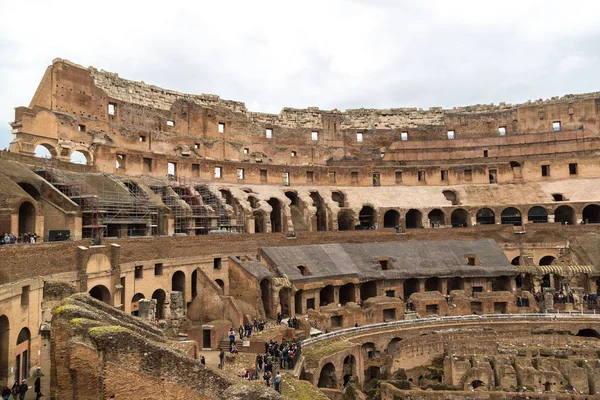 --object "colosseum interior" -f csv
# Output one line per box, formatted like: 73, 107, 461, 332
2, 58, 600, 399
